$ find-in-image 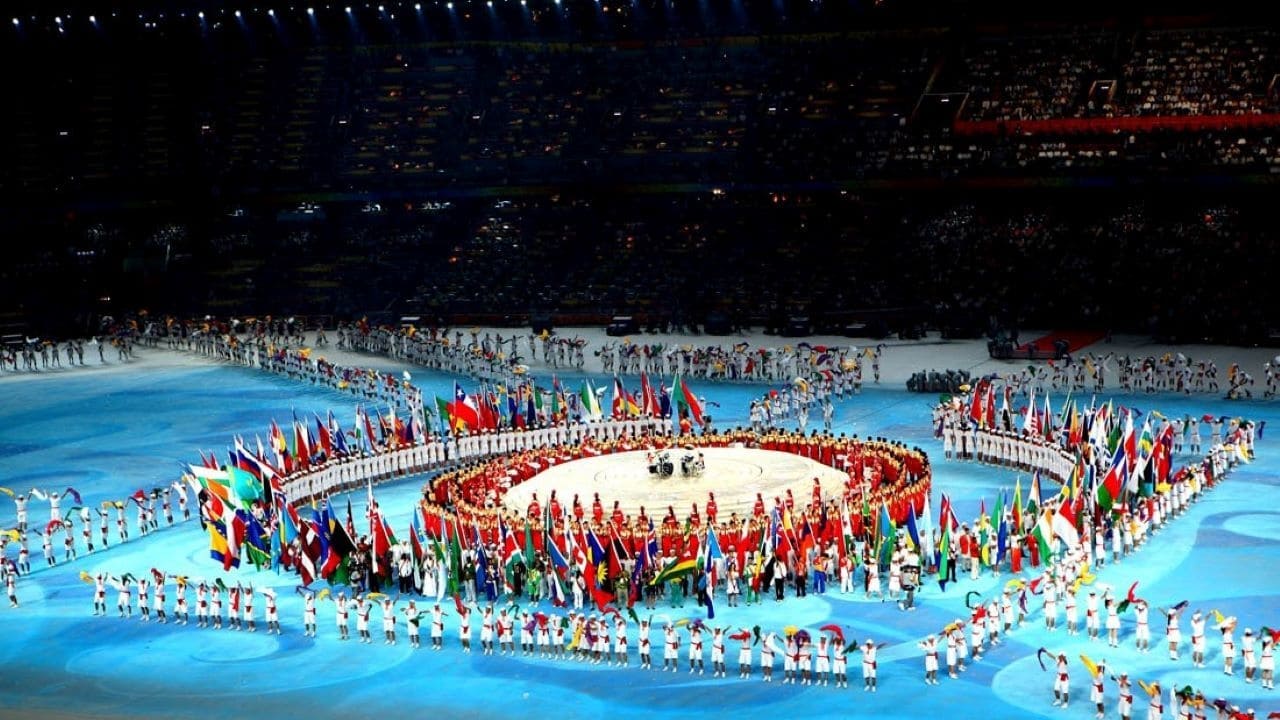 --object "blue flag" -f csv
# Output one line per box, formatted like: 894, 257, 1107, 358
705, 524, 724, 561
905, 504, 921, 552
